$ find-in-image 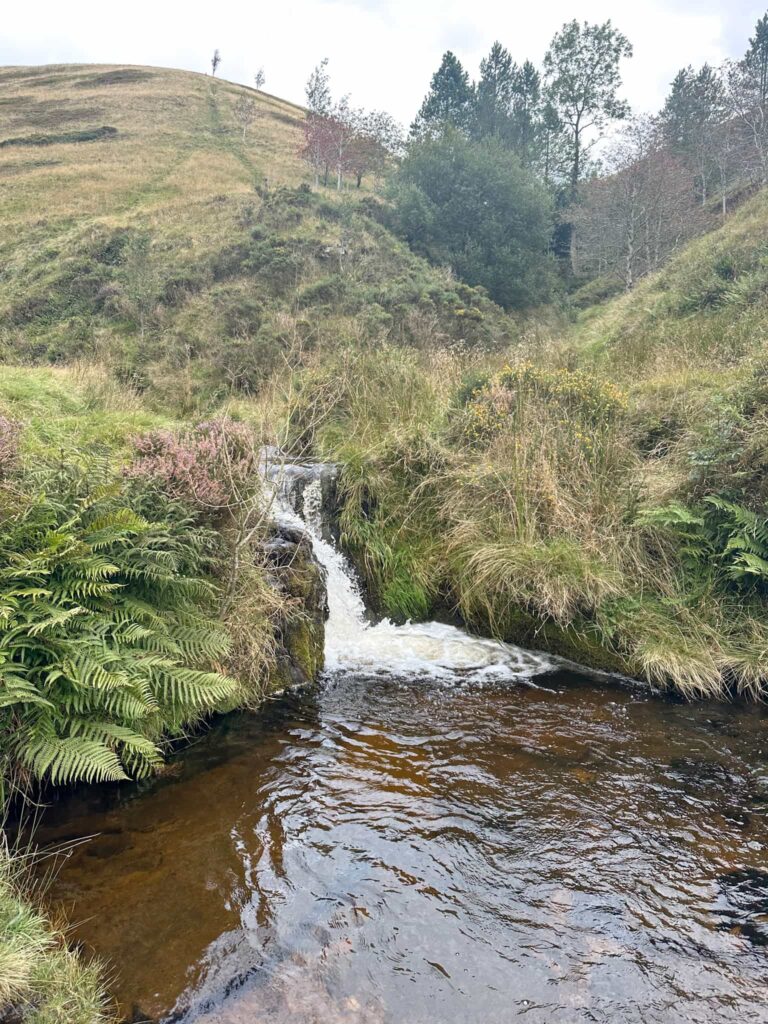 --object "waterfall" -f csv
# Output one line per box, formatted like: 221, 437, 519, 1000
266, 459, 555, 683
